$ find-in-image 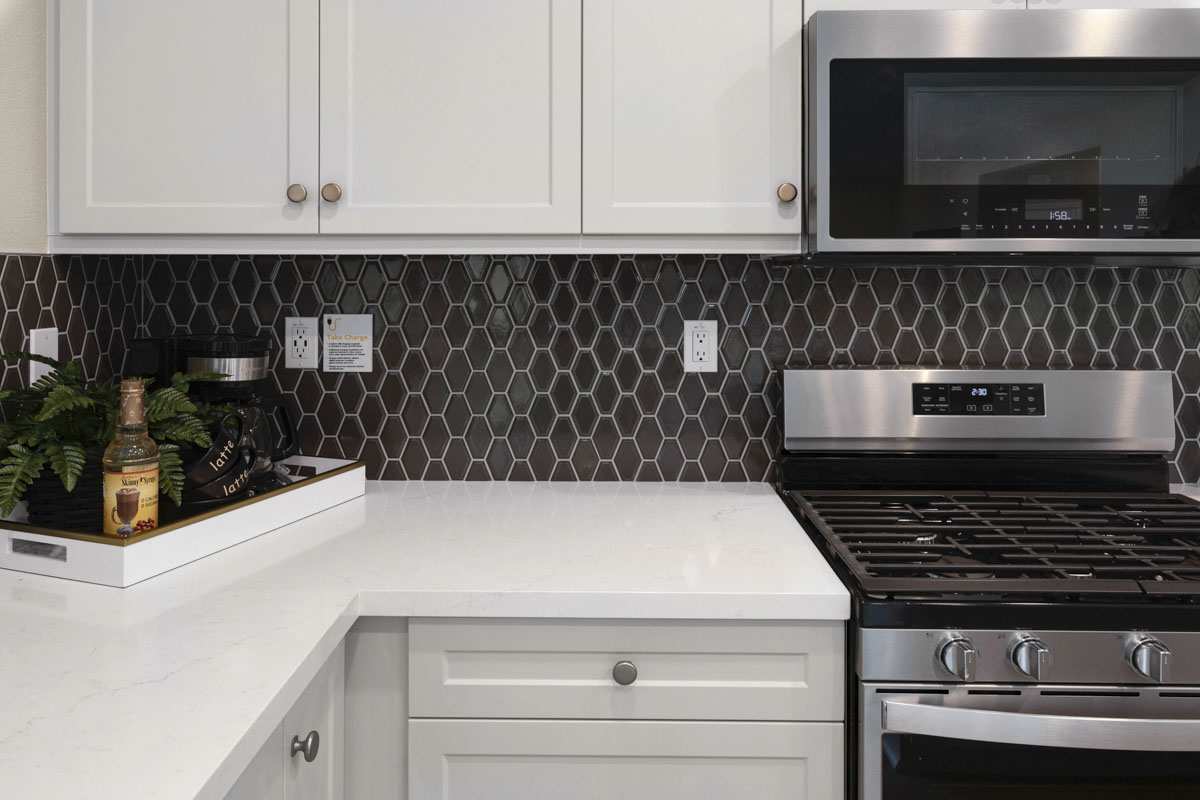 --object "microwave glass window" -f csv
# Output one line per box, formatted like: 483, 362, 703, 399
828, 59, 1200, 240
